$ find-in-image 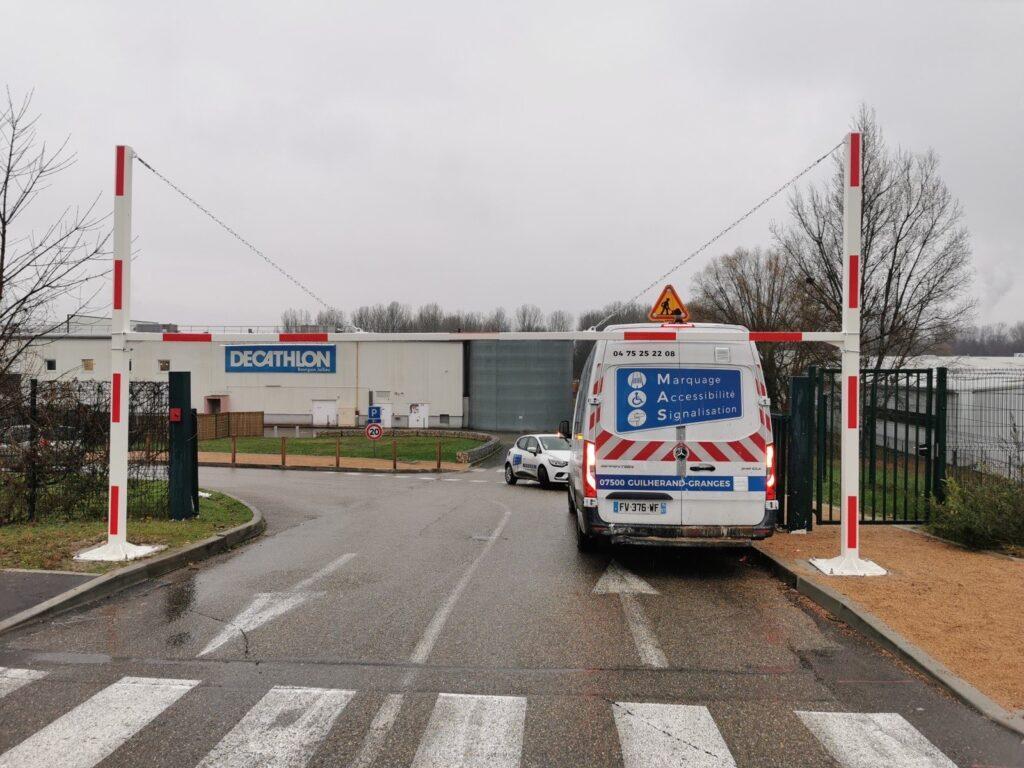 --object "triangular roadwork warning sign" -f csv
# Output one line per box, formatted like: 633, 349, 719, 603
648, 285, 690, 322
